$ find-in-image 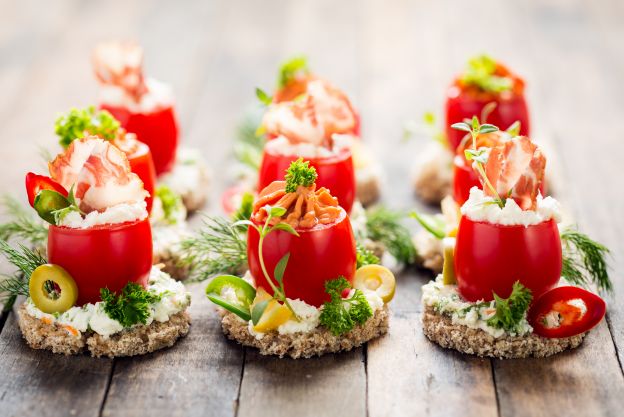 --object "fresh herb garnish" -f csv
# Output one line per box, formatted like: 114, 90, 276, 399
410, 211, 446, 240
461, 55, 513, 93
277, 56, 309, 89
233, 191, 255, 222
234, 110, 265, 171
356, 243, 380, 268
365, 206, 417, 264
284, 158, 317, 193
180, 216, 248, 282
55, 106, 120, 148
155, 185, 184, 225
255, 87, 273, 106
0, 239, 47, 309
100, 282, 161, 328
403, 112, 448, 147
561, 227, 612, 292
0, 195, 48, 245
319, 277, 373, 336
451, 117, 503, 207
486, 281, 532, 333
